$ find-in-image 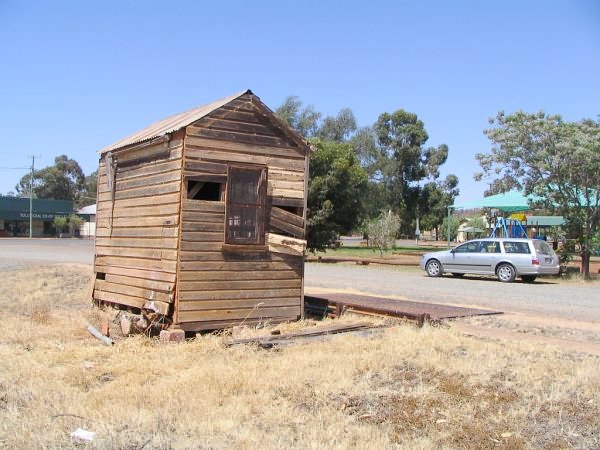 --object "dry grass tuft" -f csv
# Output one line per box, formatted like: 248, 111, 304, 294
0, 263, 598, 449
